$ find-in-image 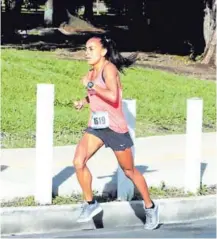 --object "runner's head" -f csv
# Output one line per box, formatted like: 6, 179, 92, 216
85, 37, 106, 67
85, 35, 137, 72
